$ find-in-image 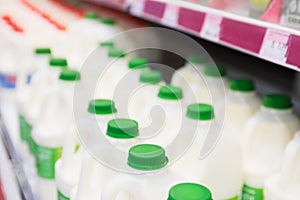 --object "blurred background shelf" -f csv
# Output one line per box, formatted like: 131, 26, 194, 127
86, 0, 300, 72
